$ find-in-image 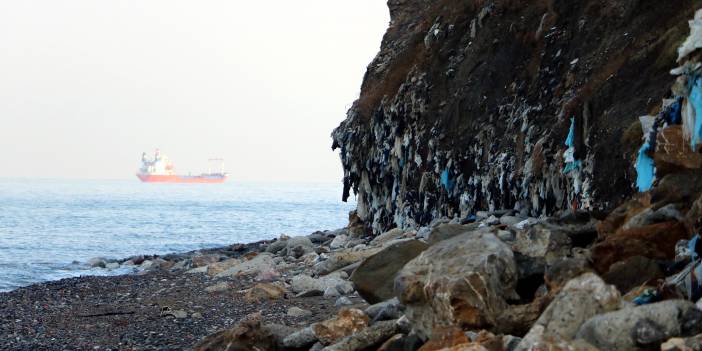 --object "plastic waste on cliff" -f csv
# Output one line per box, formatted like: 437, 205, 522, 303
562, 117, 581, 174
636, 142, 655, 192
677, 9, 702, 62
